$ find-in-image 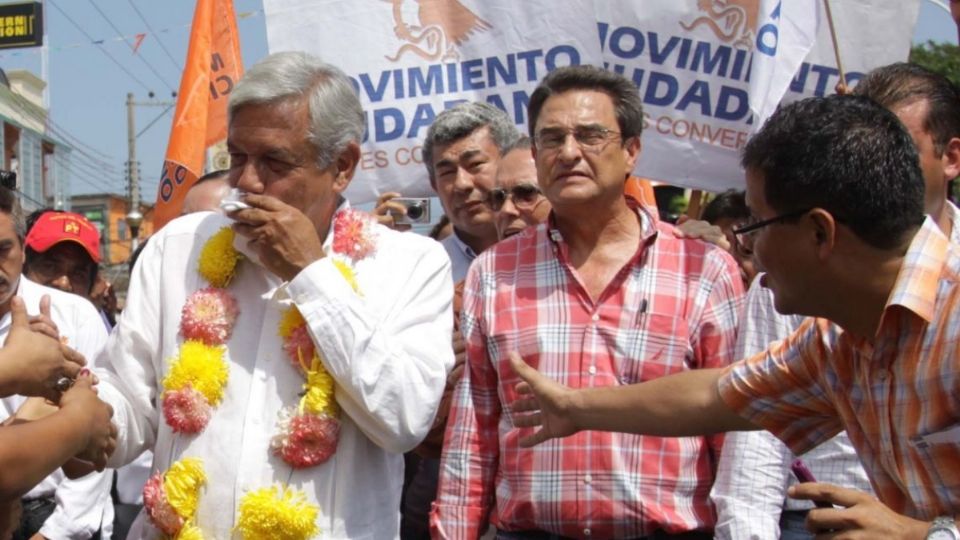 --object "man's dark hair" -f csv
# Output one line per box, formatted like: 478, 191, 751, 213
853, 62, 960, 156
527, 65, 644, 141
702, 189, 749, 225
742, 95, 924, 250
